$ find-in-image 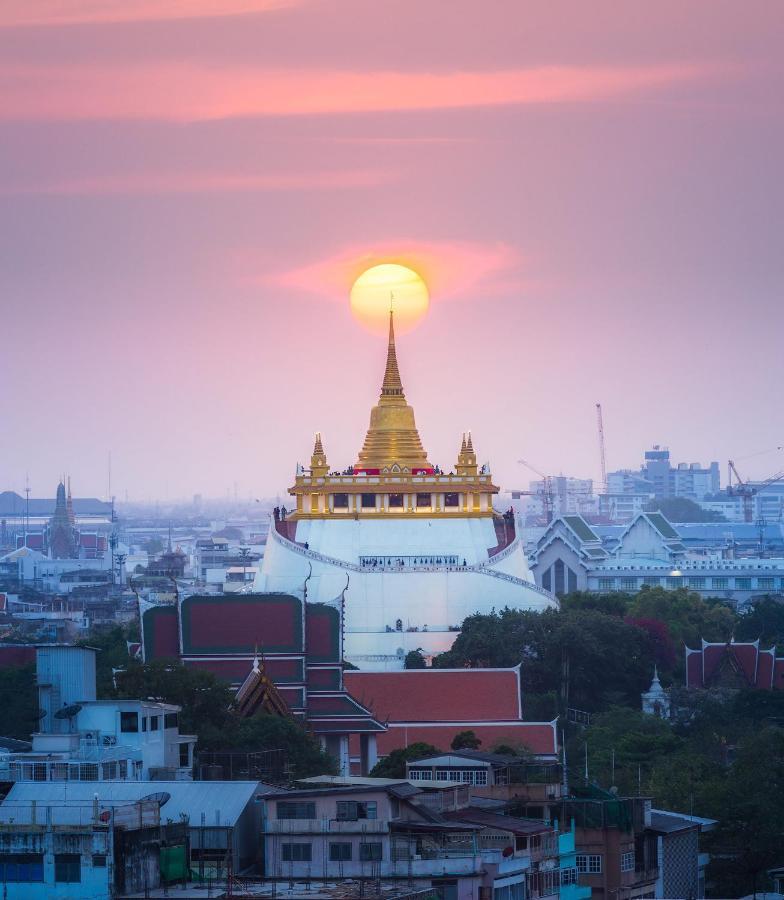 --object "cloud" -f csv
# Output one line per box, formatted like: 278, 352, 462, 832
267, 239, 523, 302
0, 62, 706, 122
1, 168, 394, 196
0, 0, 297, 27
